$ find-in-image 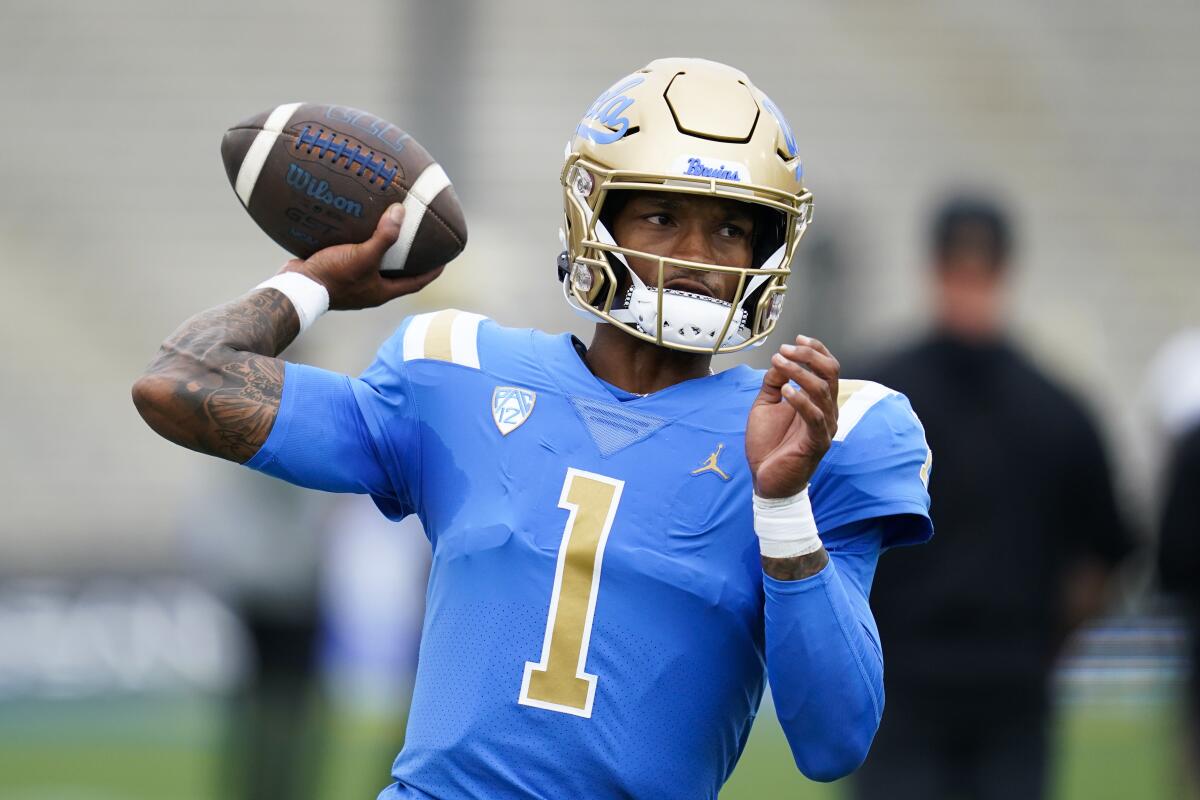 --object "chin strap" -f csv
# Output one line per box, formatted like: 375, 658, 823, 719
740, 243, 786, 300
598, 228, 749, 349
593, 220, 630, 267
613, 276, 750, 349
